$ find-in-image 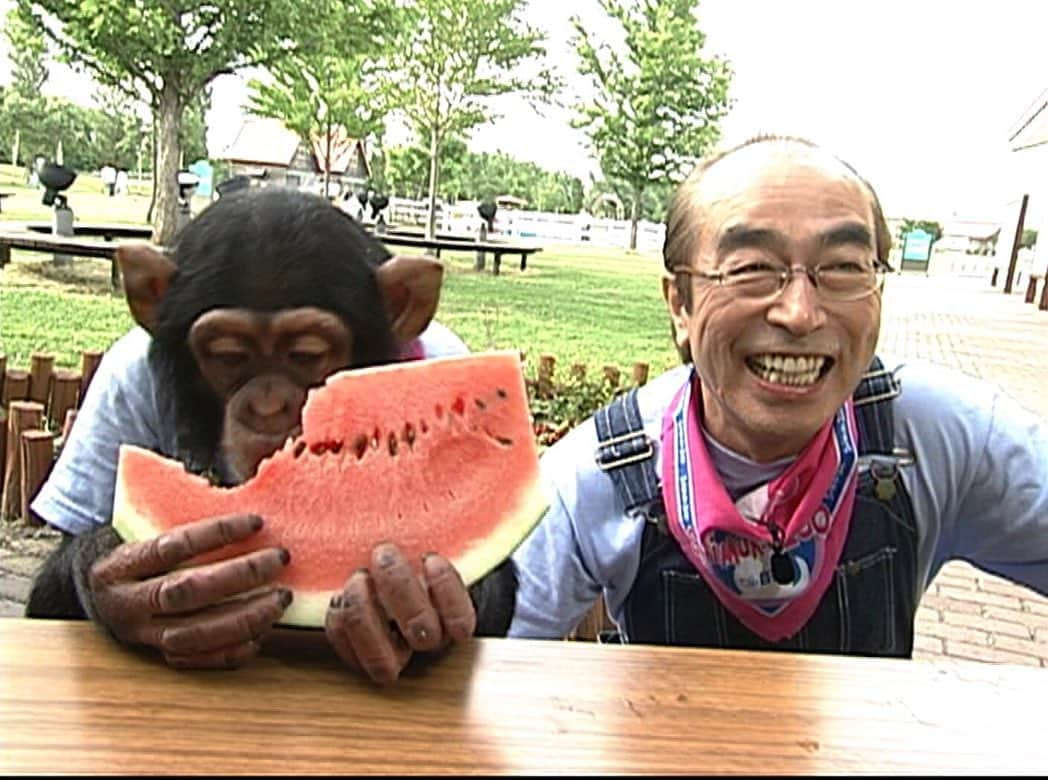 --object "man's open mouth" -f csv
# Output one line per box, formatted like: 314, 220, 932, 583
745, 353, 833, 387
